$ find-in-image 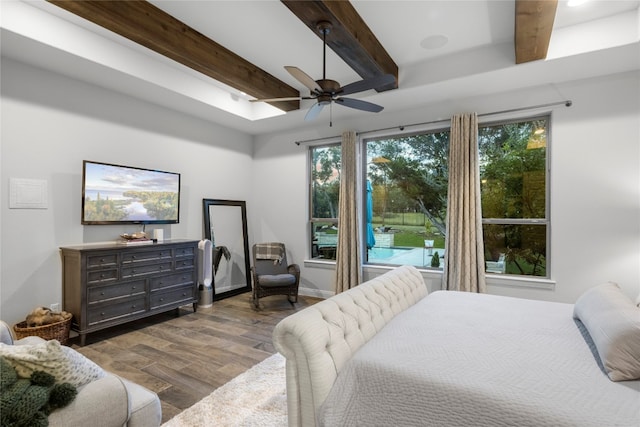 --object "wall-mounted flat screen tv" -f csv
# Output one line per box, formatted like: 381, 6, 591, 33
82, 160, 180, 225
